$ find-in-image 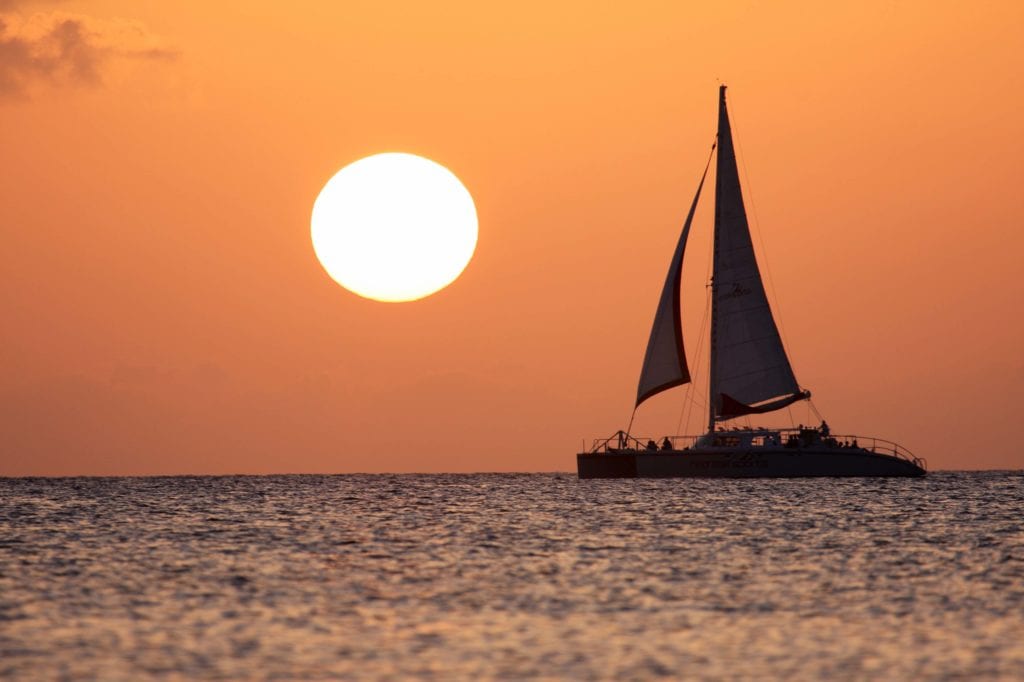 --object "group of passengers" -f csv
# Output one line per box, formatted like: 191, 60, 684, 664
782, 421, 859, 449
634, 420, 862, 452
